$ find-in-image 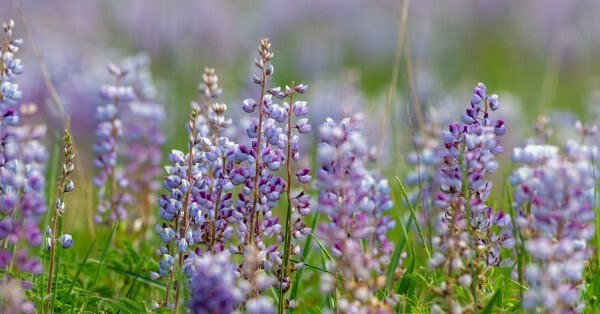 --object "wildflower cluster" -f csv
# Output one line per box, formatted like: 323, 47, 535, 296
0, 23, 48, 277
0, 104, 47, 275
430, 83, 512, 311
153, 107, 202, 310
3, 11, 600, 313
186, 251, 244, 313
187, 67, 235, 254
0, 20, 23, 125
185, 250, 275, 314
510, 137, 596, 312
120, 54, 165, 233
315, 115, 396, 312
93, 64, 135, 223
